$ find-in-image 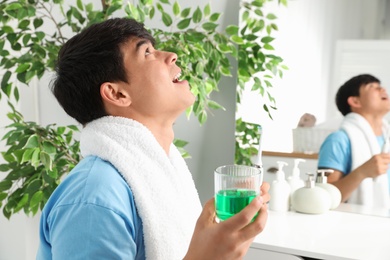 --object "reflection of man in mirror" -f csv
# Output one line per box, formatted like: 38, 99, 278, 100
318, 74, 390, 208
